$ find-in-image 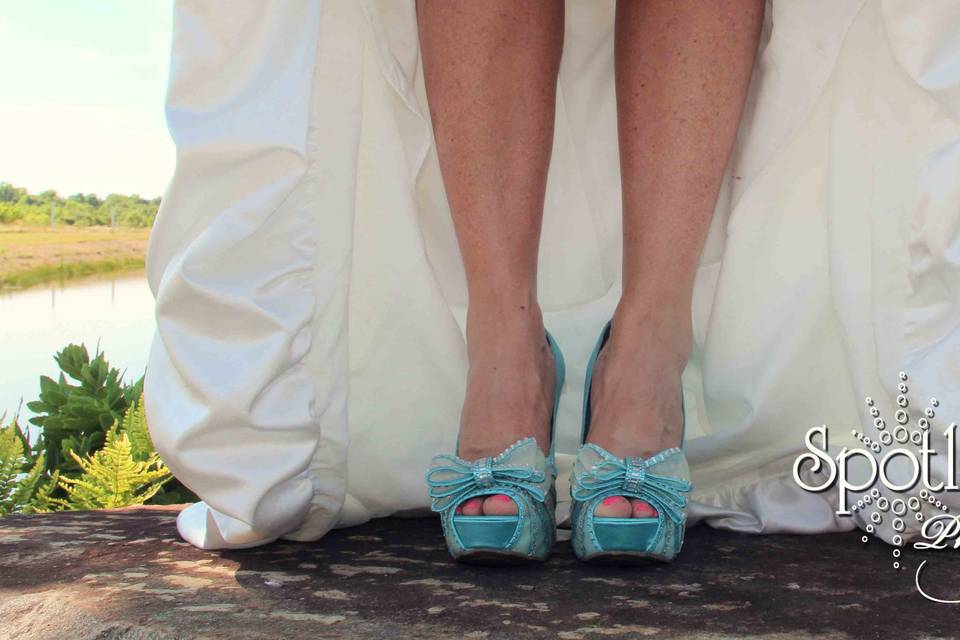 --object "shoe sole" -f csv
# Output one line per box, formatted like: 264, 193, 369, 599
455, 549, 546, 566
577, 551, 673, 566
